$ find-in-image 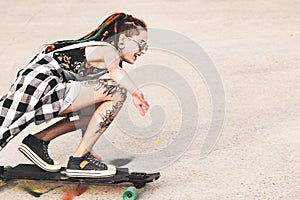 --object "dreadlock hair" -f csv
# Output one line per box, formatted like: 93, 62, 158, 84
49, 12, 147, 50
44, 13, 147, 67
80, 12, 147, 48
